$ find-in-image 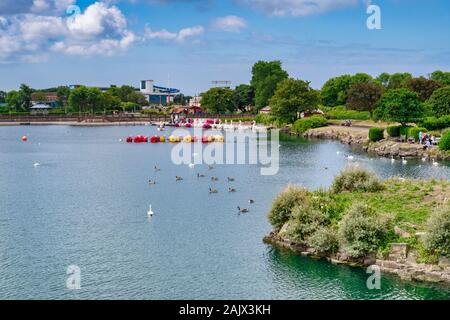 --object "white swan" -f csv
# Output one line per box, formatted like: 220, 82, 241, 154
188, 163, 195, 168
347, 155, 355, 160
432, 159, 439, 166
402, 157, 407, 165
391, 156, 395, 163
33, 162, 41, 167
147, 205, 154, 216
